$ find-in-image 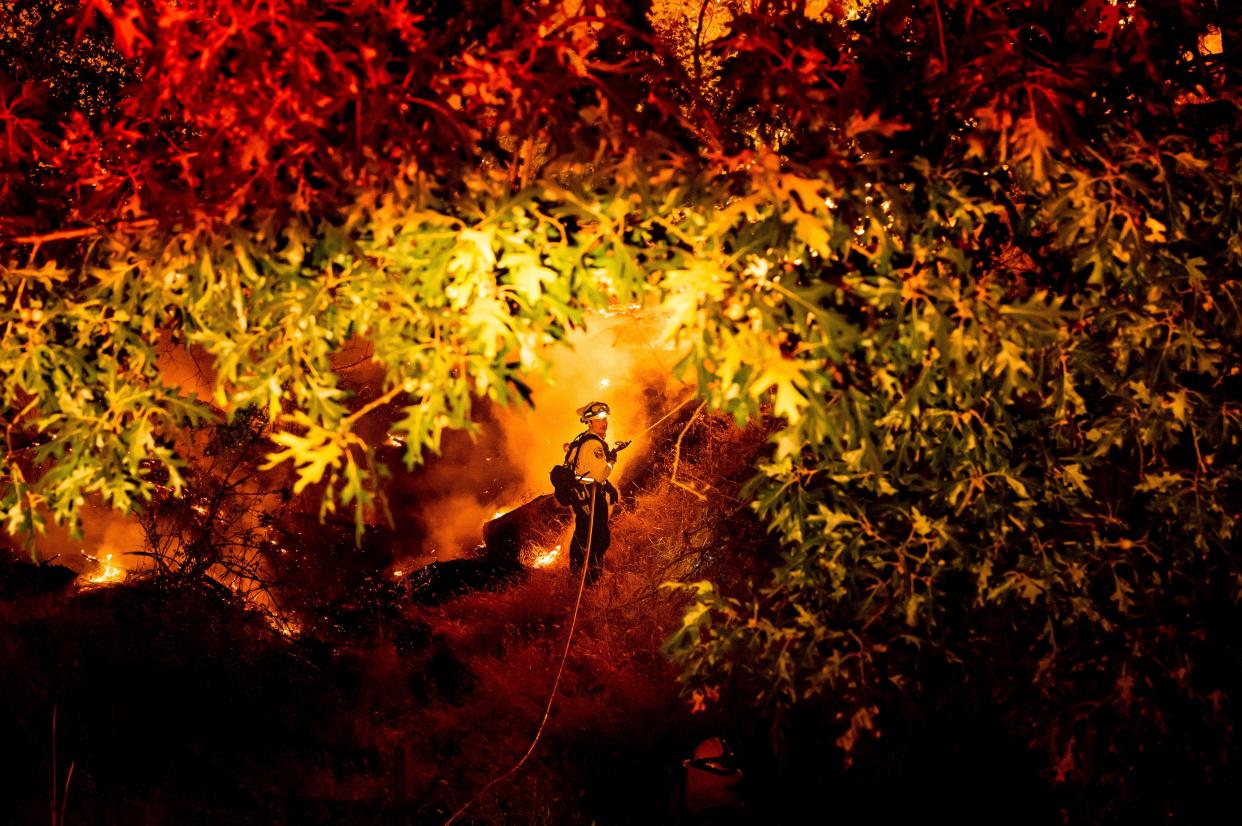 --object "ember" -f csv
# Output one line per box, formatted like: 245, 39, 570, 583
265, 614, 302, 638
